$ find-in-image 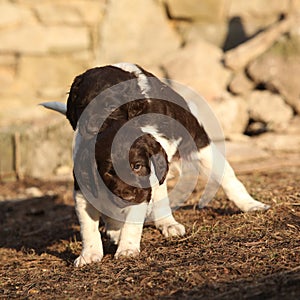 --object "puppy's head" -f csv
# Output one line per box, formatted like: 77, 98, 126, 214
97, 129, 168, 205
129, 133, 169, 186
